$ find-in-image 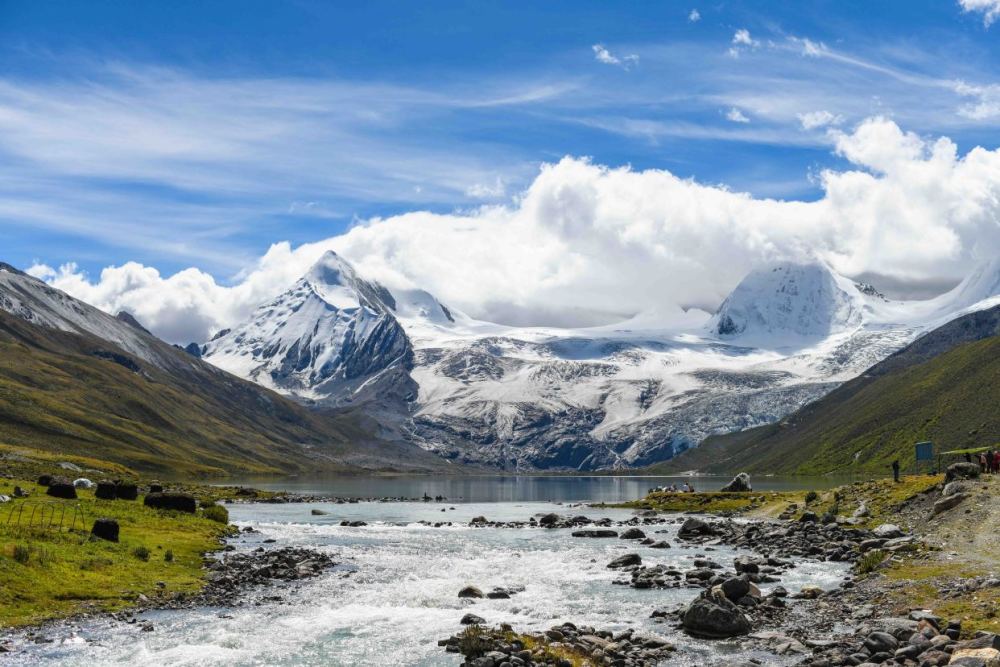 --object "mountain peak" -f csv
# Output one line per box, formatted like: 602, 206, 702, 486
301, 250, 396, 313
713, 261, 863, 338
